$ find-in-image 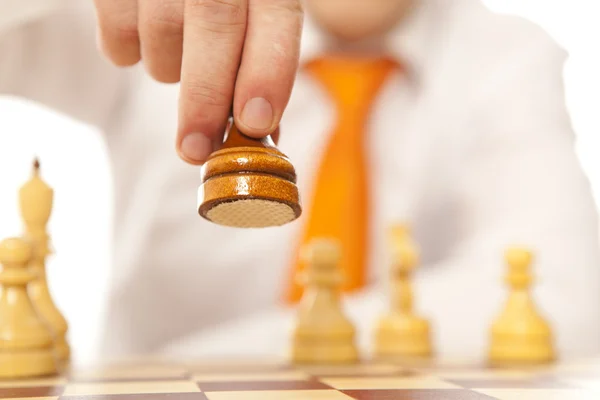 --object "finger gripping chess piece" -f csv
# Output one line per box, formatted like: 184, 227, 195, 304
0, 237, 58, 379
374, 225, 433, 361
19, 159, 70, 365
198, 120, 302, 228
489, 247, 555, 366
291, 238, 358, 364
